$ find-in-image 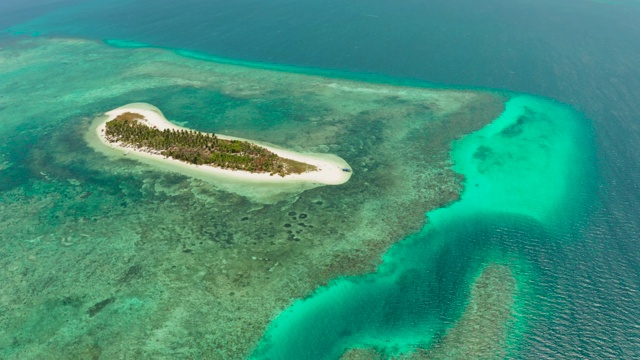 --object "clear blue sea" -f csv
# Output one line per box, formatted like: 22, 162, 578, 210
1, 0, 639, 358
